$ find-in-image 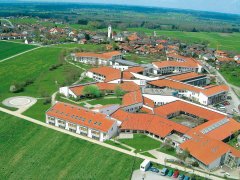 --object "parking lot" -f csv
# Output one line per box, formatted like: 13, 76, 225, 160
132, 170, 173, 180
